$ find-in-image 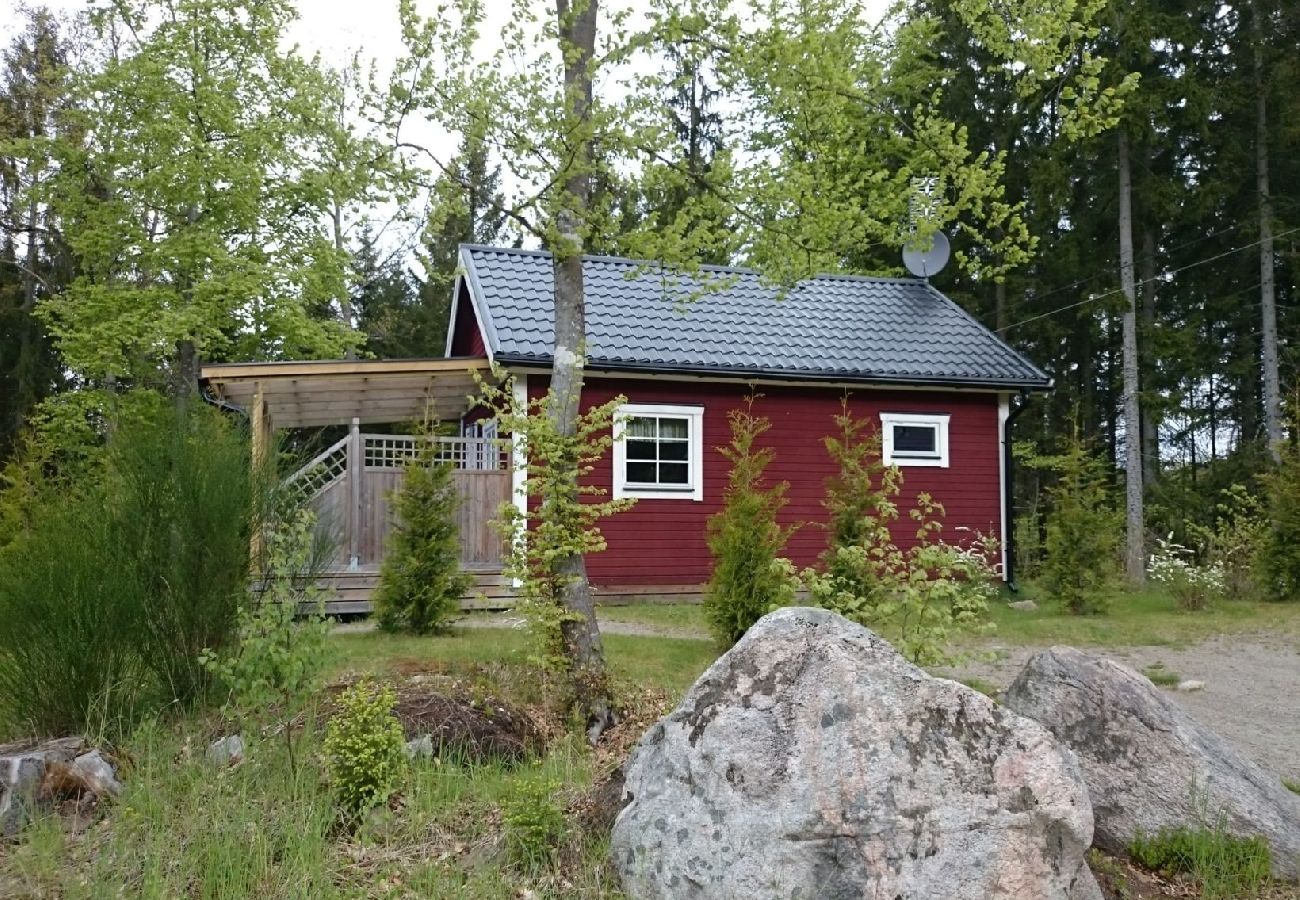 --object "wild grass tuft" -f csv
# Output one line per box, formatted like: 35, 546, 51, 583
1129, 822, 1272, 898
1142, 662, 1181, 687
